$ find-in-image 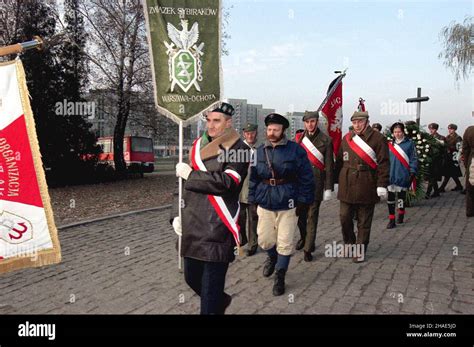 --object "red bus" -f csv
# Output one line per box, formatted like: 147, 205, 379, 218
97, 136, 155, 173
